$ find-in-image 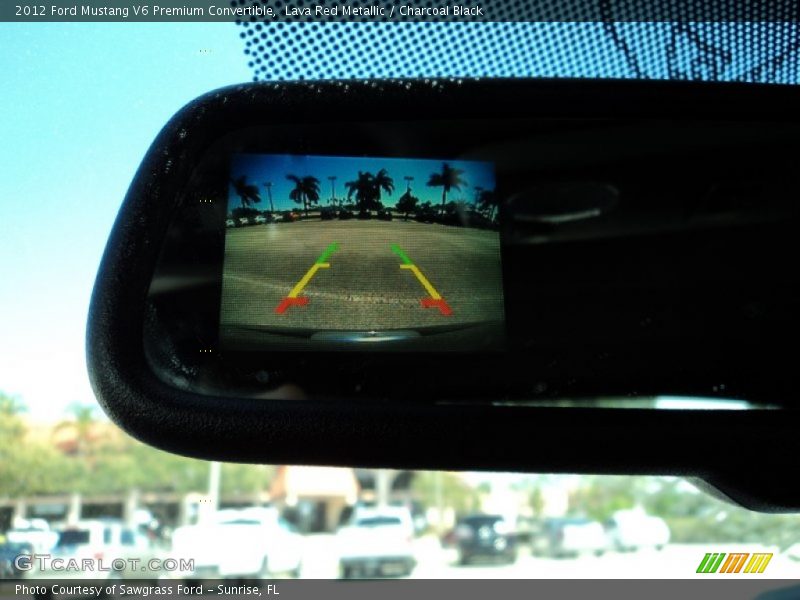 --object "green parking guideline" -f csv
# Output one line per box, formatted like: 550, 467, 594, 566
316, 242, 339, 264
390, 243, 413, 265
